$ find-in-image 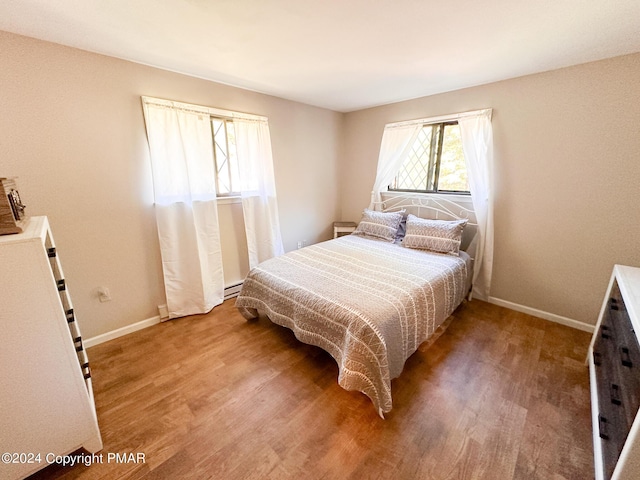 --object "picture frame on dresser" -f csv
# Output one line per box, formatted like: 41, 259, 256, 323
0, 177, 27, 235
588, 265, 640, 480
